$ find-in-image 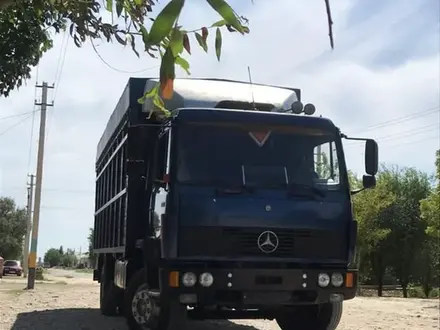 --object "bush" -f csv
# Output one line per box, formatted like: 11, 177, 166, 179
428, 288, 440, 298
408, 285, 440, 298
35, 267, 44, 280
